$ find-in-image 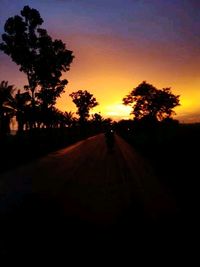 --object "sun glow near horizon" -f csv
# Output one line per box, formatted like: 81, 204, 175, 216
56, 76, 200, 123
102, 103, 132, 120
